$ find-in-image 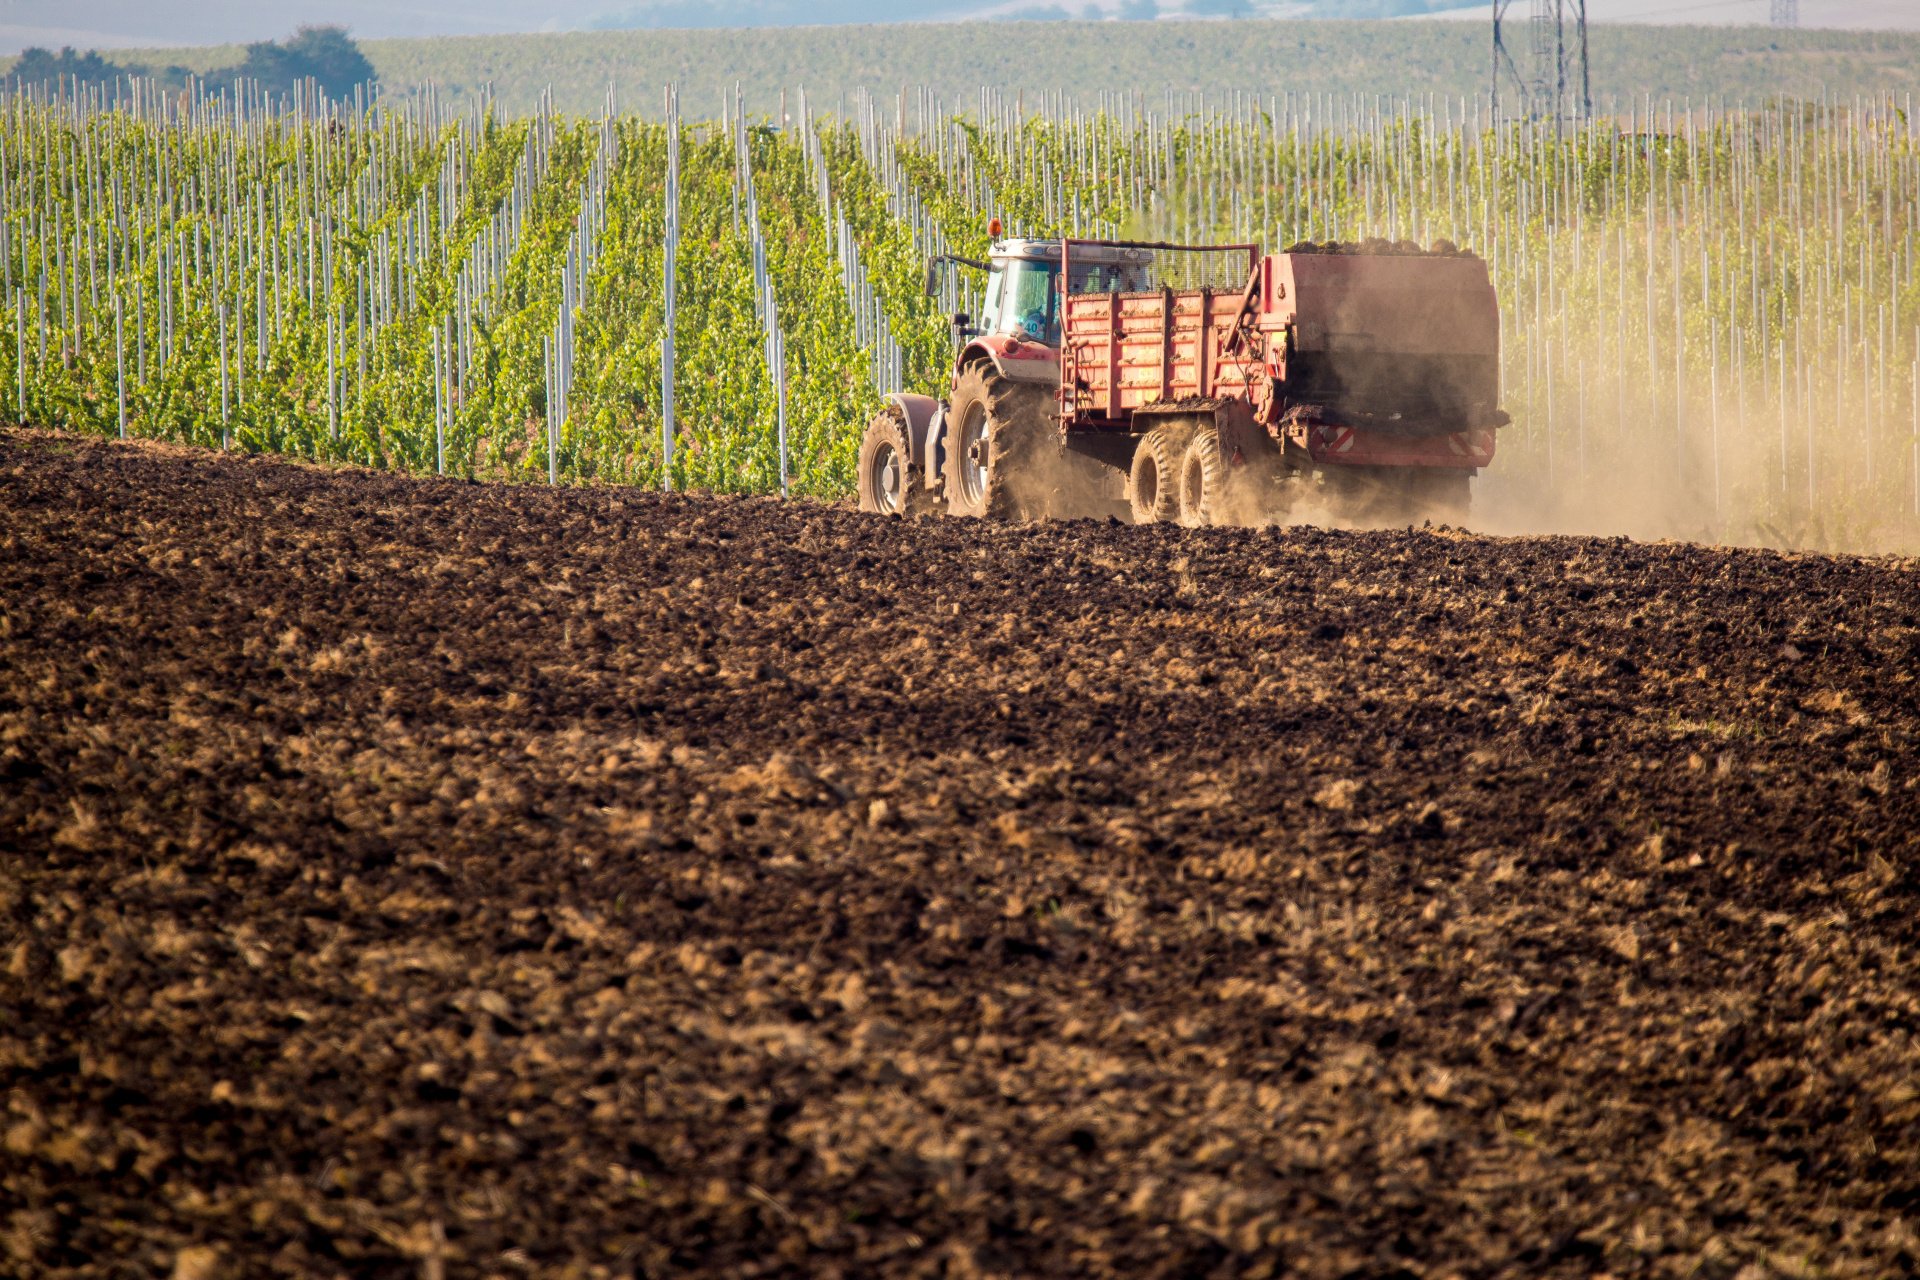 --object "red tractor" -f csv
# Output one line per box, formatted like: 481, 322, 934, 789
857, 231, 1507, 526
